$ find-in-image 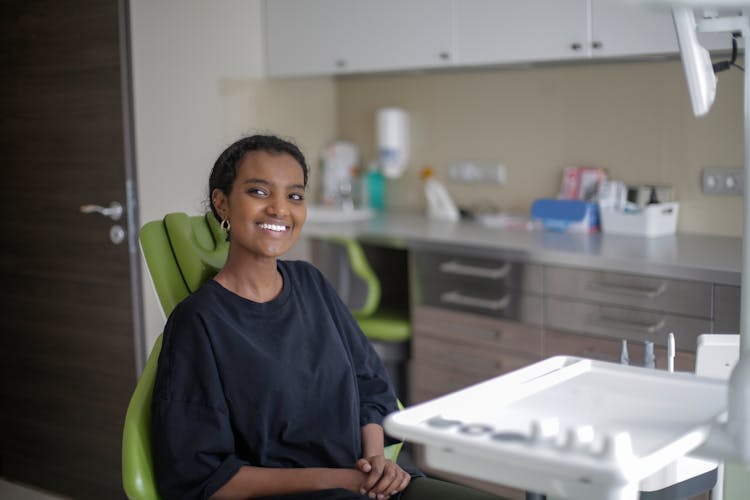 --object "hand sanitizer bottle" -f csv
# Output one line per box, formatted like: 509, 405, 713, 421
421, 166, 459, 221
